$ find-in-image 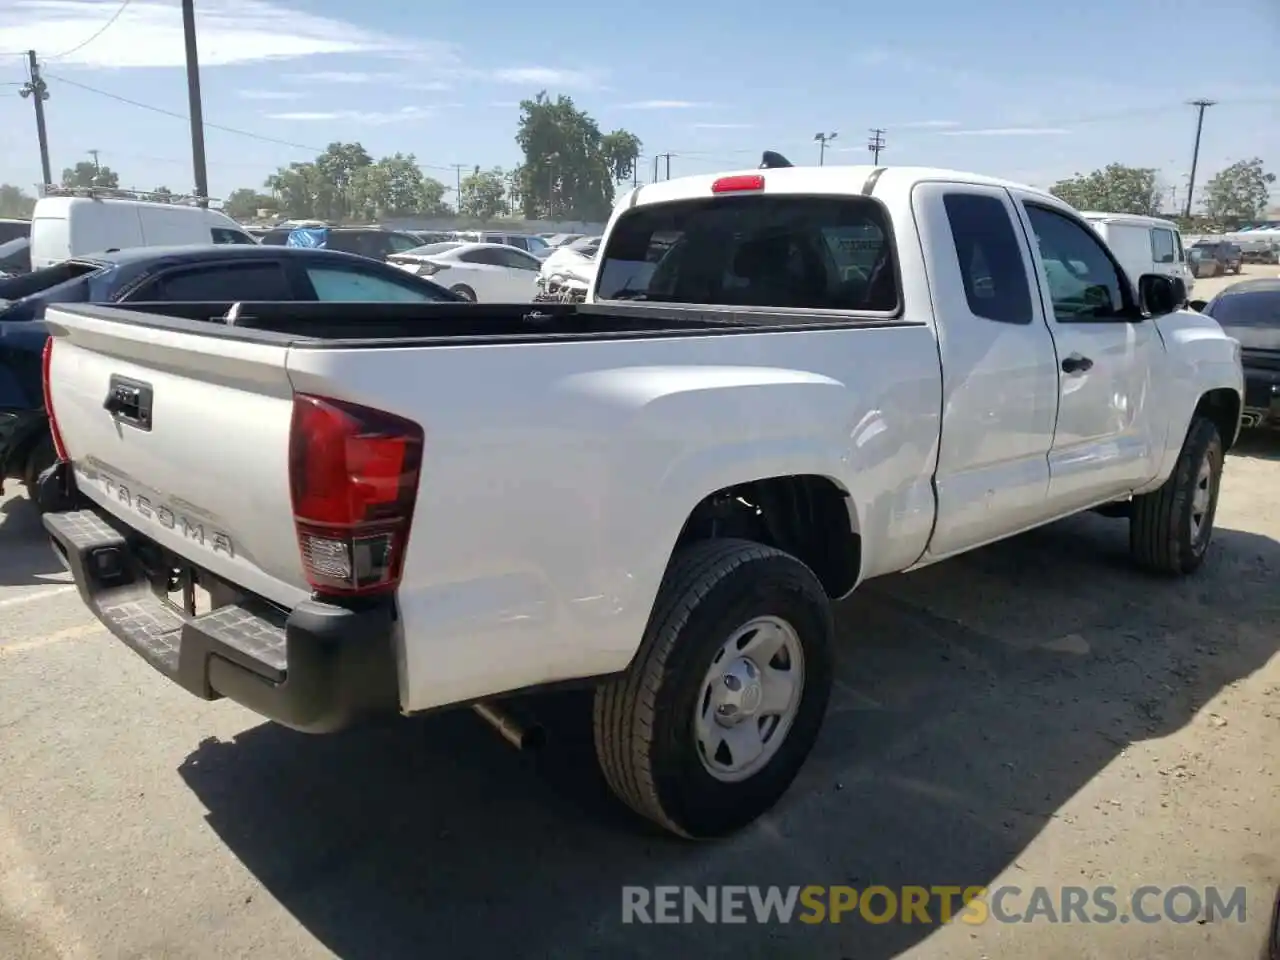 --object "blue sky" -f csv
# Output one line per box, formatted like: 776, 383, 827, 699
1, 0, 1277, 209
